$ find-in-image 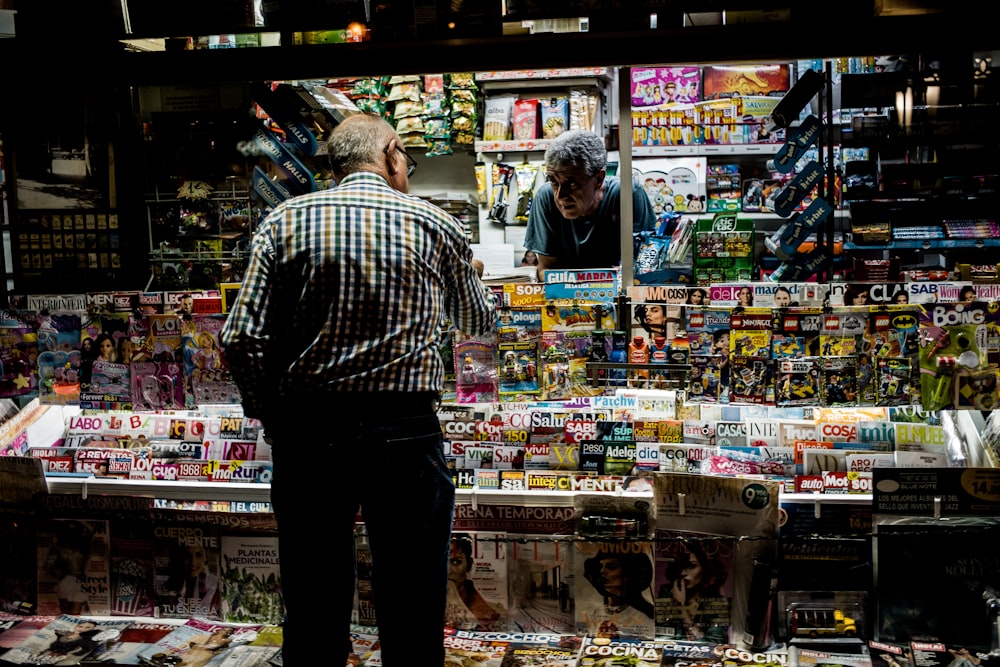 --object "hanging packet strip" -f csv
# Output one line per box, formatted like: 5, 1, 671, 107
513, 163, 539, 223
488, 163, 516, 224
253, 126, 316, 196
250, 82, 320, 157
252, 166, 294, 209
